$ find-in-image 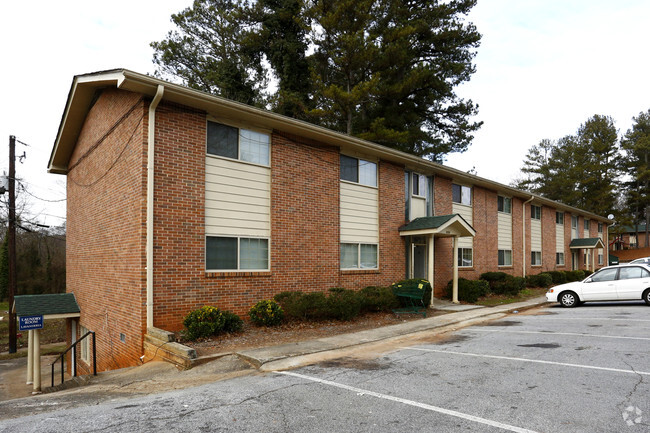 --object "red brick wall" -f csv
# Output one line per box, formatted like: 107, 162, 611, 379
511, 197, 524, 275
433, 176, 453, 295
541, 206, 556, 272
66, 88, 147, 372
